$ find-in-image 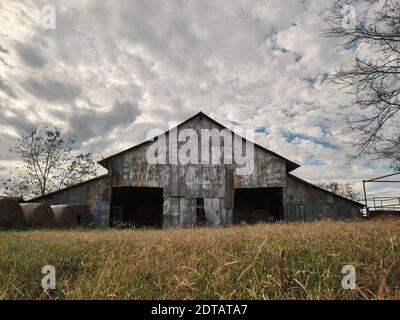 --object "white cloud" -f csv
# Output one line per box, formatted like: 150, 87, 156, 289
0, 0, 396, 199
